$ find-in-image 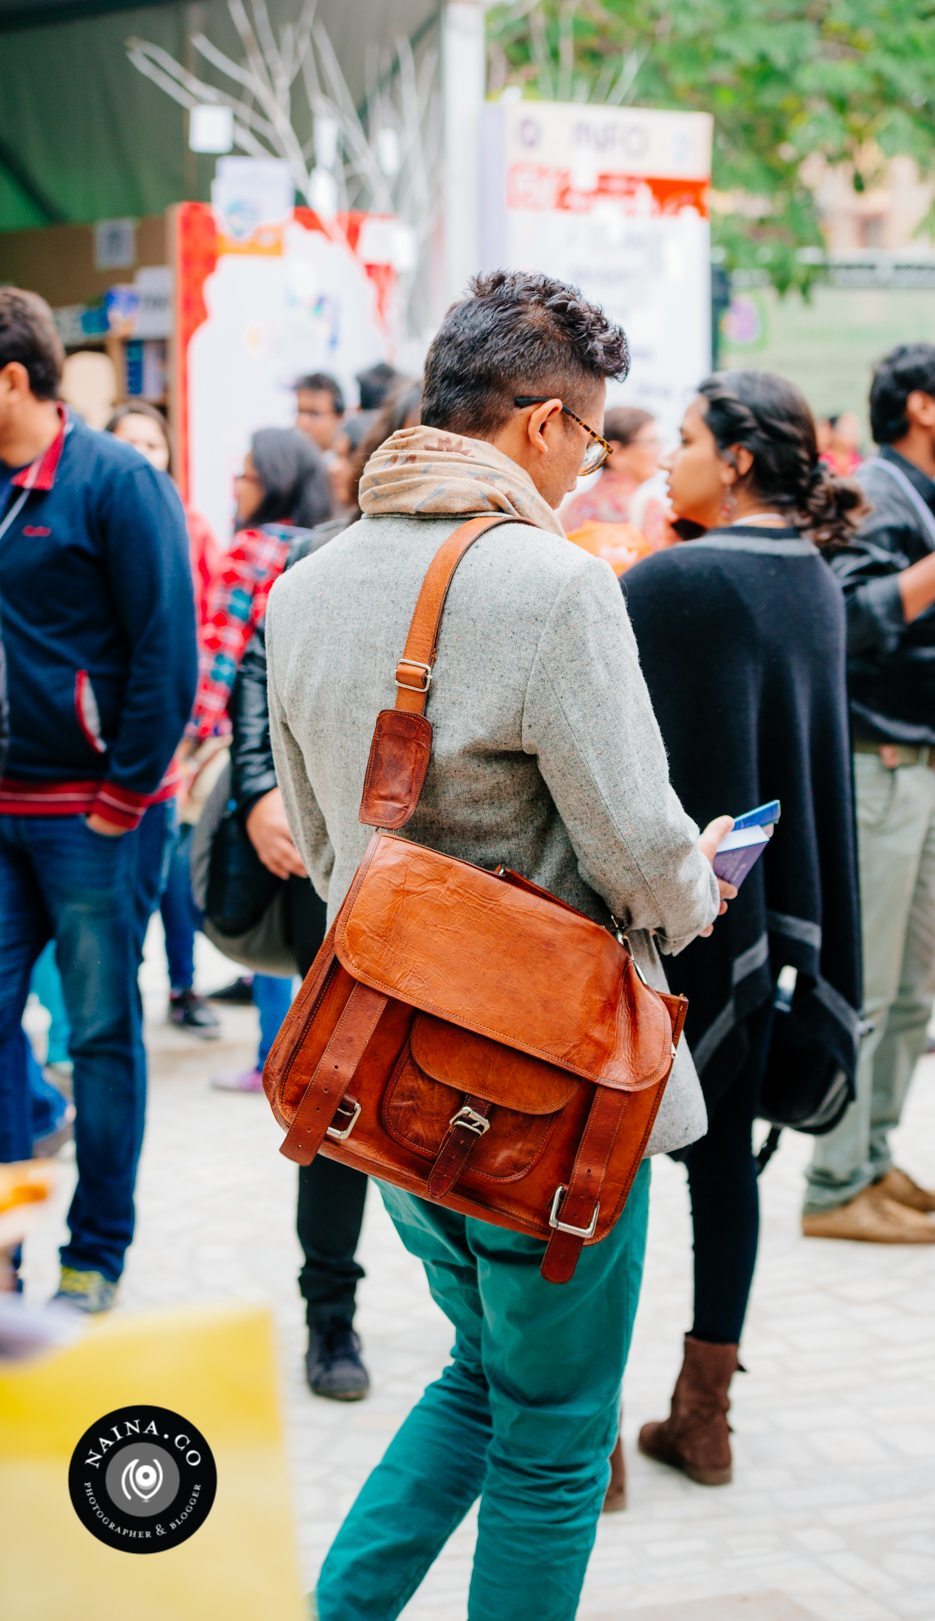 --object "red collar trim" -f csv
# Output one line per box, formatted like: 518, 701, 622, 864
12, 403, 69, 492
